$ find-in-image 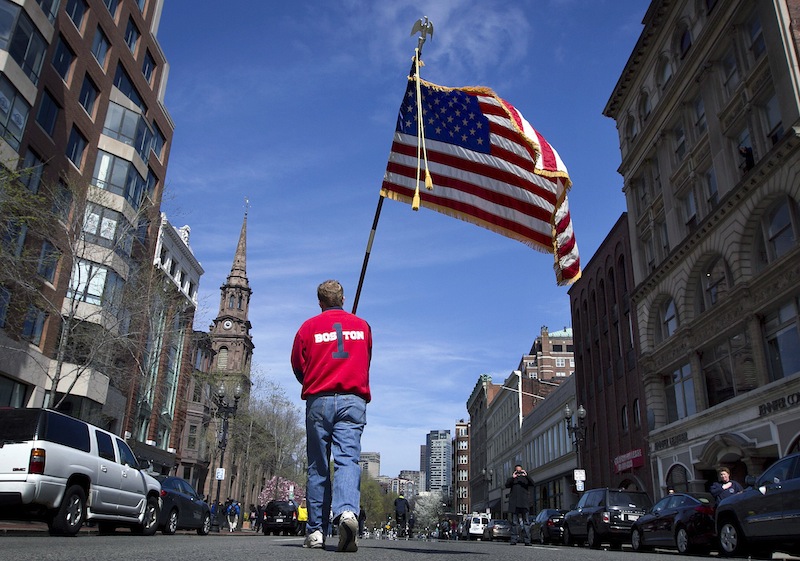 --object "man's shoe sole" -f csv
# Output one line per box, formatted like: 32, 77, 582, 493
338, 518, 358, 552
